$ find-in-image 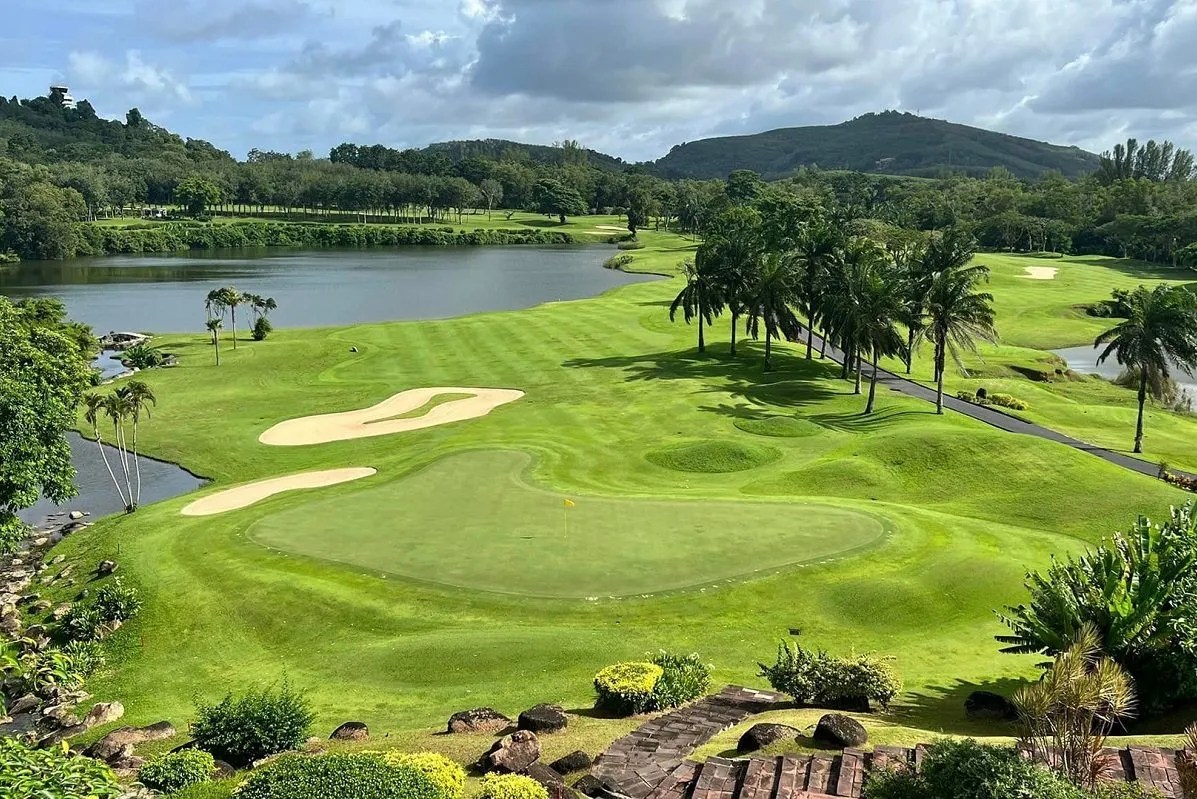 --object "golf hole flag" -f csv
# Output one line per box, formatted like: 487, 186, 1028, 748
563, 498, 575, 508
